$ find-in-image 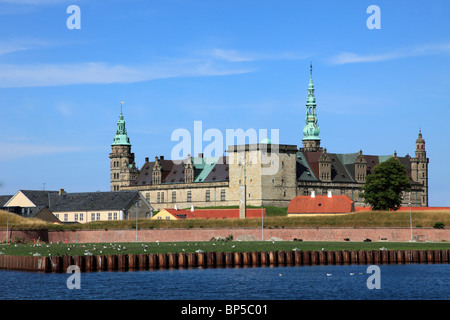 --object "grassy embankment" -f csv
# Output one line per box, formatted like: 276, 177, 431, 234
1, 206, 449, 231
